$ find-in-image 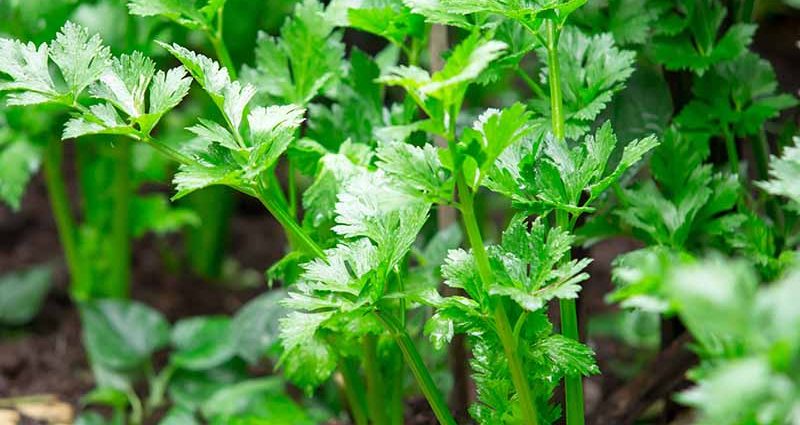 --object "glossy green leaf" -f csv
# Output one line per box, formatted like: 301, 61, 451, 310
128, 0, 208, 30
159, 406, 200, 425
517, 122, 658, 215
80, 299, 170, 371
171, 316, 238, 370
168, 360, 248, 410
0, 38, 59, 105
487, 218, 591, 311
676, 52, 797, 137
159, 42, 231, 105
231, 289, 289, 364
202, 377, 314, 424
0, 21, 111, 105
348, 0, 425, 46
376, 140, 451, 201
82, 386, 129, 409
650, 0, 755, 75
50, 21, 112, 98
0, 264, 52, 326
242, 0, 344, 105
